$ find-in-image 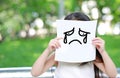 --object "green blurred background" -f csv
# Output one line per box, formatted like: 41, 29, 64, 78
0, 0, 120, 68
